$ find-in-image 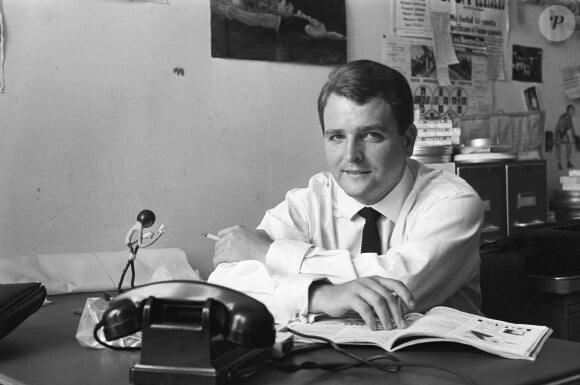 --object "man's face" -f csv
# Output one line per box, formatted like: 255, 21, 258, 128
323, 94, 415, 205
569, 107, 576, 117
